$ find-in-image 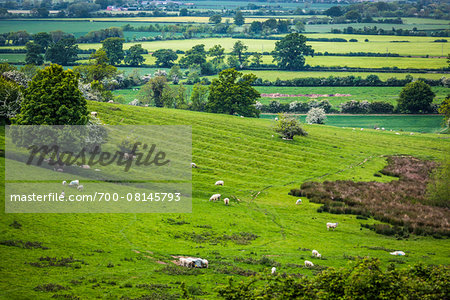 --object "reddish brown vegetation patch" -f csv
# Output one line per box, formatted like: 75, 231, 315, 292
290, 156, 449, 237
